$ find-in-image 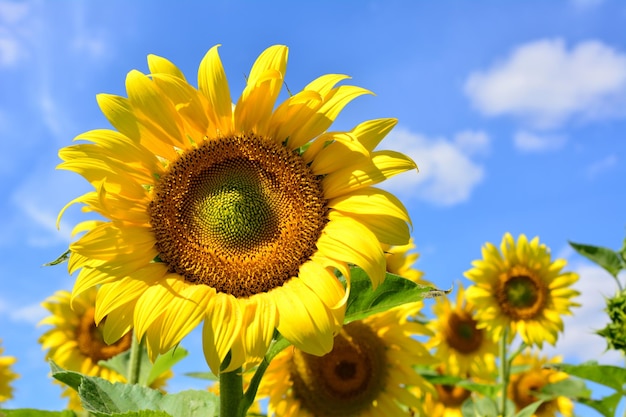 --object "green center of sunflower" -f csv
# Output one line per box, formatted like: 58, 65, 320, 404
497, 267, 546, 320
445, 310, 484, 354
76, 308, 132, 363
289, 321, 388, 417
149, 134, 328, 298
